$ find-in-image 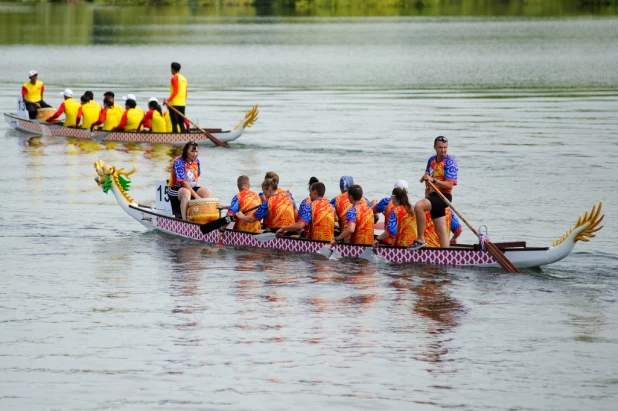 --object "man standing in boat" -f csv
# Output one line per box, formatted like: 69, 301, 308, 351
164, 62, 188, 133
410, 136, 458, 250
236, 178, 296, 232
276, 182, 335, 241
21, 70, 51, 119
